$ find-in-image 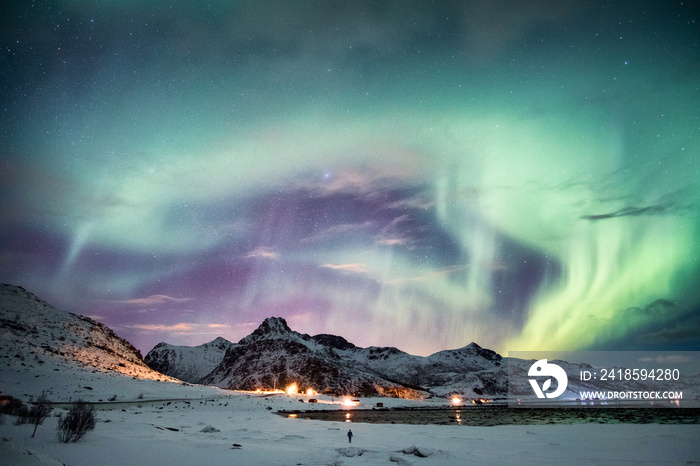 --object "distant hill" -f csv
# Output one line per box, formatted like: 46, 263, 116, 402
145, 337, 236, 382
